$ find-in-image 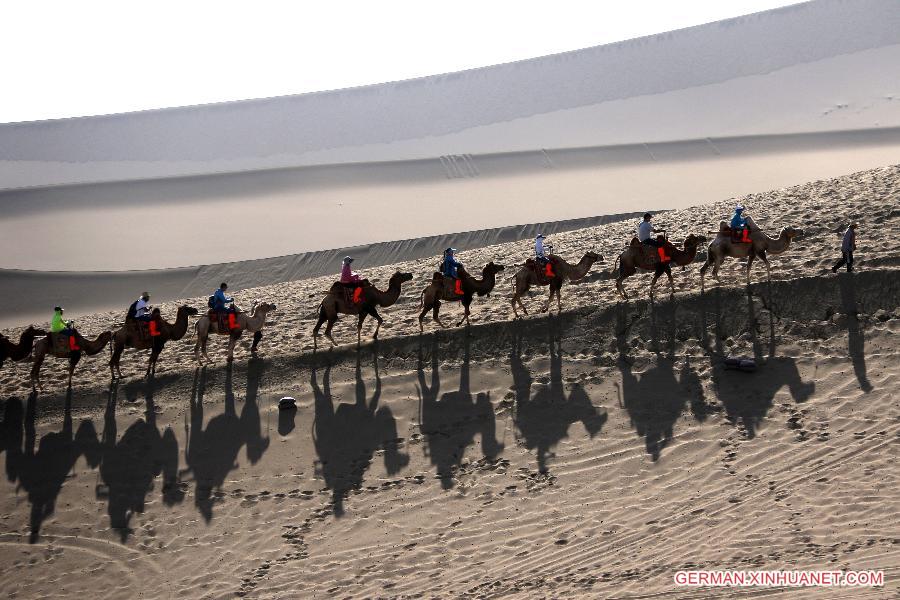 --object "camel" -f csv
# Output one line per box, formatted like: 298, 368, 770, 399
312, 271, 414, 348
0, 325, 47, 369
194, 302, 277, 364
110, 305, 199, 380
510, 251, 602, 317
418, 262, 505, 331
700, 217, 803, 288
31, 329, 113, 389
614, 234, 708, 300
